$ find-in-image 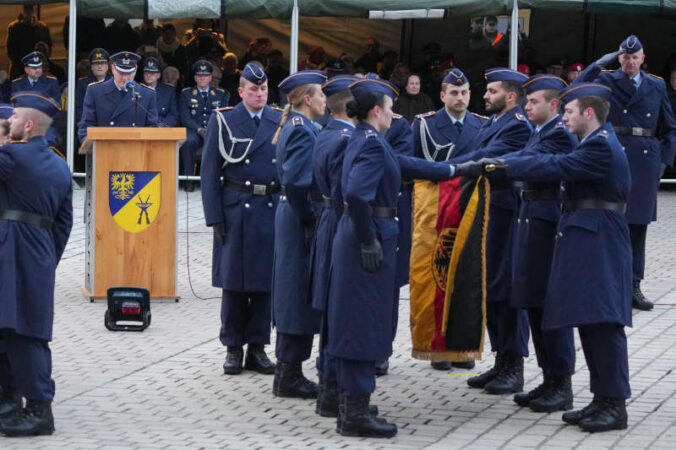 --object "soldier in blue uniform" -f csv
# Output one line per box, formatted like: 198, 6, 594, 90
142, 57, 178, 127
411, 68, 486, 372
11, 52, 60, 103
201, 63, 281, 377
78, 51, 158, 142
0, 92, 73, 437
575, 35, 676, 311
311, 74, 359, 417
481, 83, 632, 433
75, 48, 110, 125
508, 75, 578, 412
178, 59, 229, 191
449, 68, 532, 395
270, 70, 327, 399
